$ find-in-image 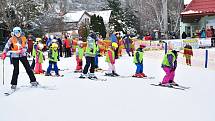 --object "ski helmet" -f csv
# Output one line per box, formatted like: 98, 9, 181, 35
112, 42, 118, 48
13, 27, 22, 36
38, 43, 44, 50
51, 43, 58, 49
